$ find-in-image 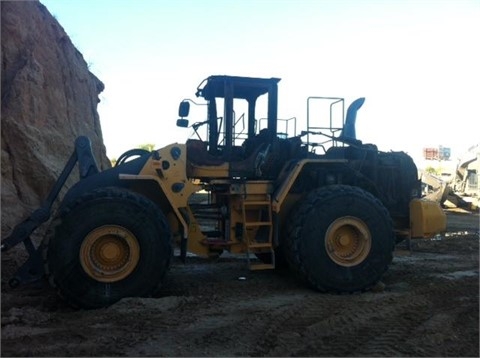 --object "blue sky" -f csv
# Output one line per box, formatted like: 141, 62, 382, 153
40, 0, 479, 165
